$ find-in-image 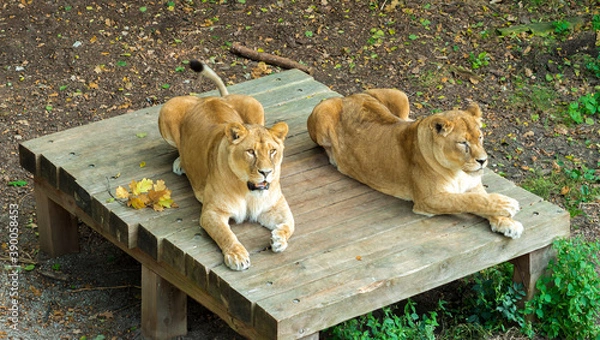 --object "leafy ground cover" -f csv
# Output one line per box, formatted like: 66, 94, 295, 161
1, 0, 598, 339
